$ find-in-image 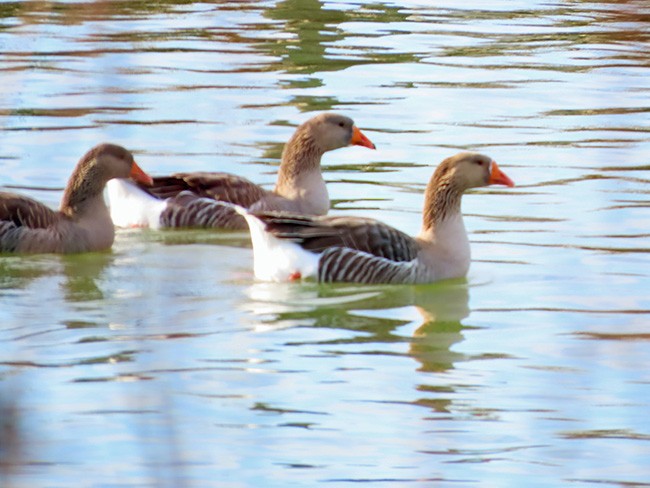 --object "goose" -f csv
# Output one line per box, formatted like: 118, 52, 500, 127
239, 152, 514, 284
106, 112, 375, 230
0, 143, 153, 254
